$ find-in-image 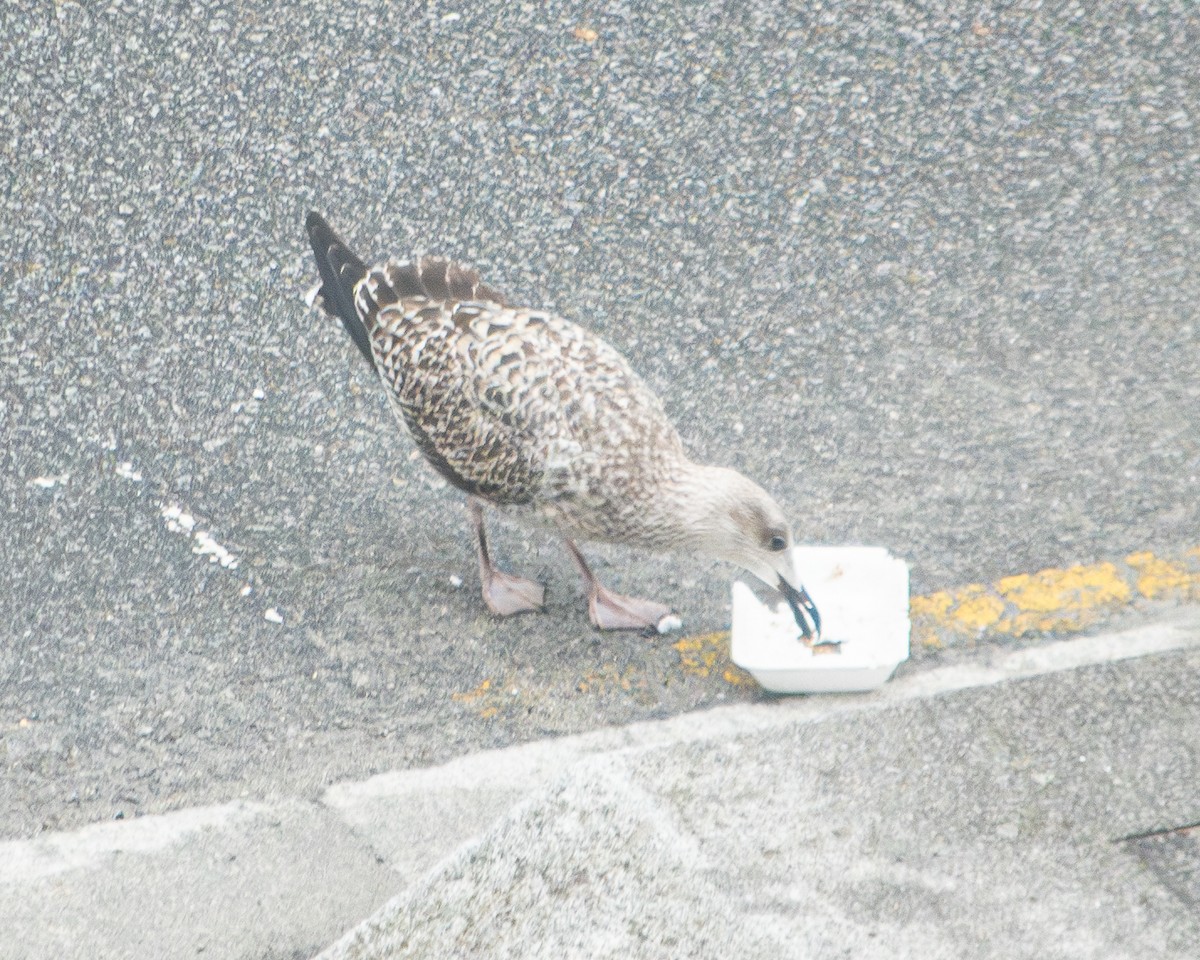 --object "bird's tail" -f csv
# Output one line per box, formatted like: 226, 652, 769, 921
305, 211, 375, 369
